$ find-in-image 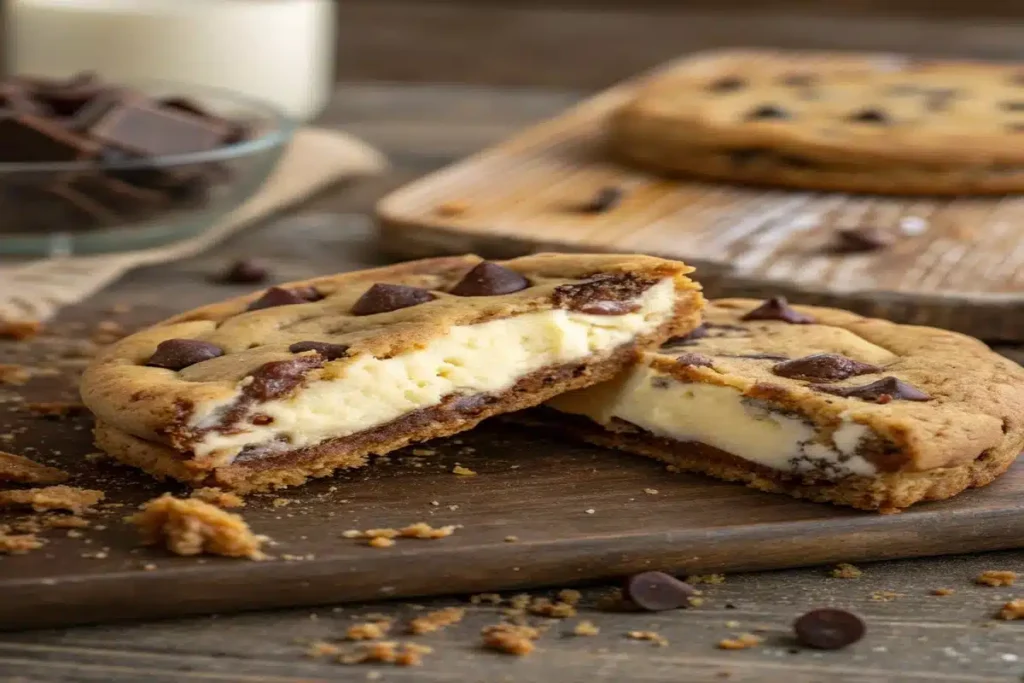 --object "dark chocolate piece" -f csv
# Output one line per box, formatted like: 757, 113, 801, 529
88, 100, 229, 156
834, 227, 894, 253
247, 286, 321, 312
580, 186, 624, 213
245, 356, 325, 401
812, 376, 931, 402
216, 259, 269, 285
450, 262, 530, 297
0, 115, 98, 163
552, 274, 656, 316
794, 609, 865, 650
351, 284, 435, 316
662, 324, 708, 347
708, 77, 745, 92
848, 108, 889, 124
773, 353, 882, 381
145, 339, 223, 370
747, 105, 790, 121
740, 297, 815, 324
623, 571, 698, 612
288, 341, 350, 360
676, 352, 714, 367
